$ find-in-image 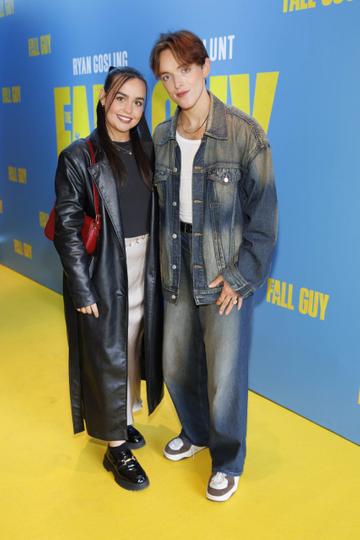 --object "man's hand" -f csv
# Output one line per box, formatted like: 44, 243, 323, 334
76, 303, 99, 318
209, 275, 243, 315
